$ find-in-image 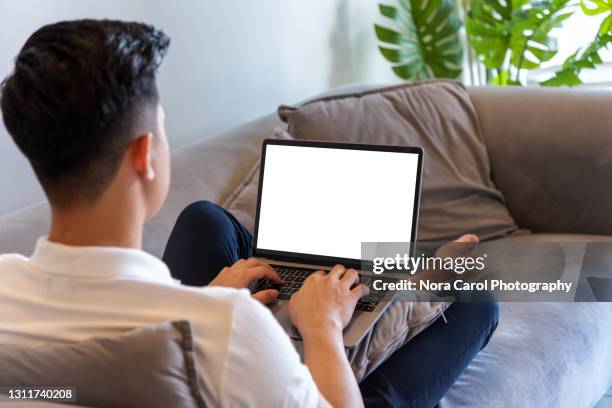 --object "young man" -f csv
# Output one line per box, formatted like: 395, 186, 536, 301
0, 20, 498, 407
